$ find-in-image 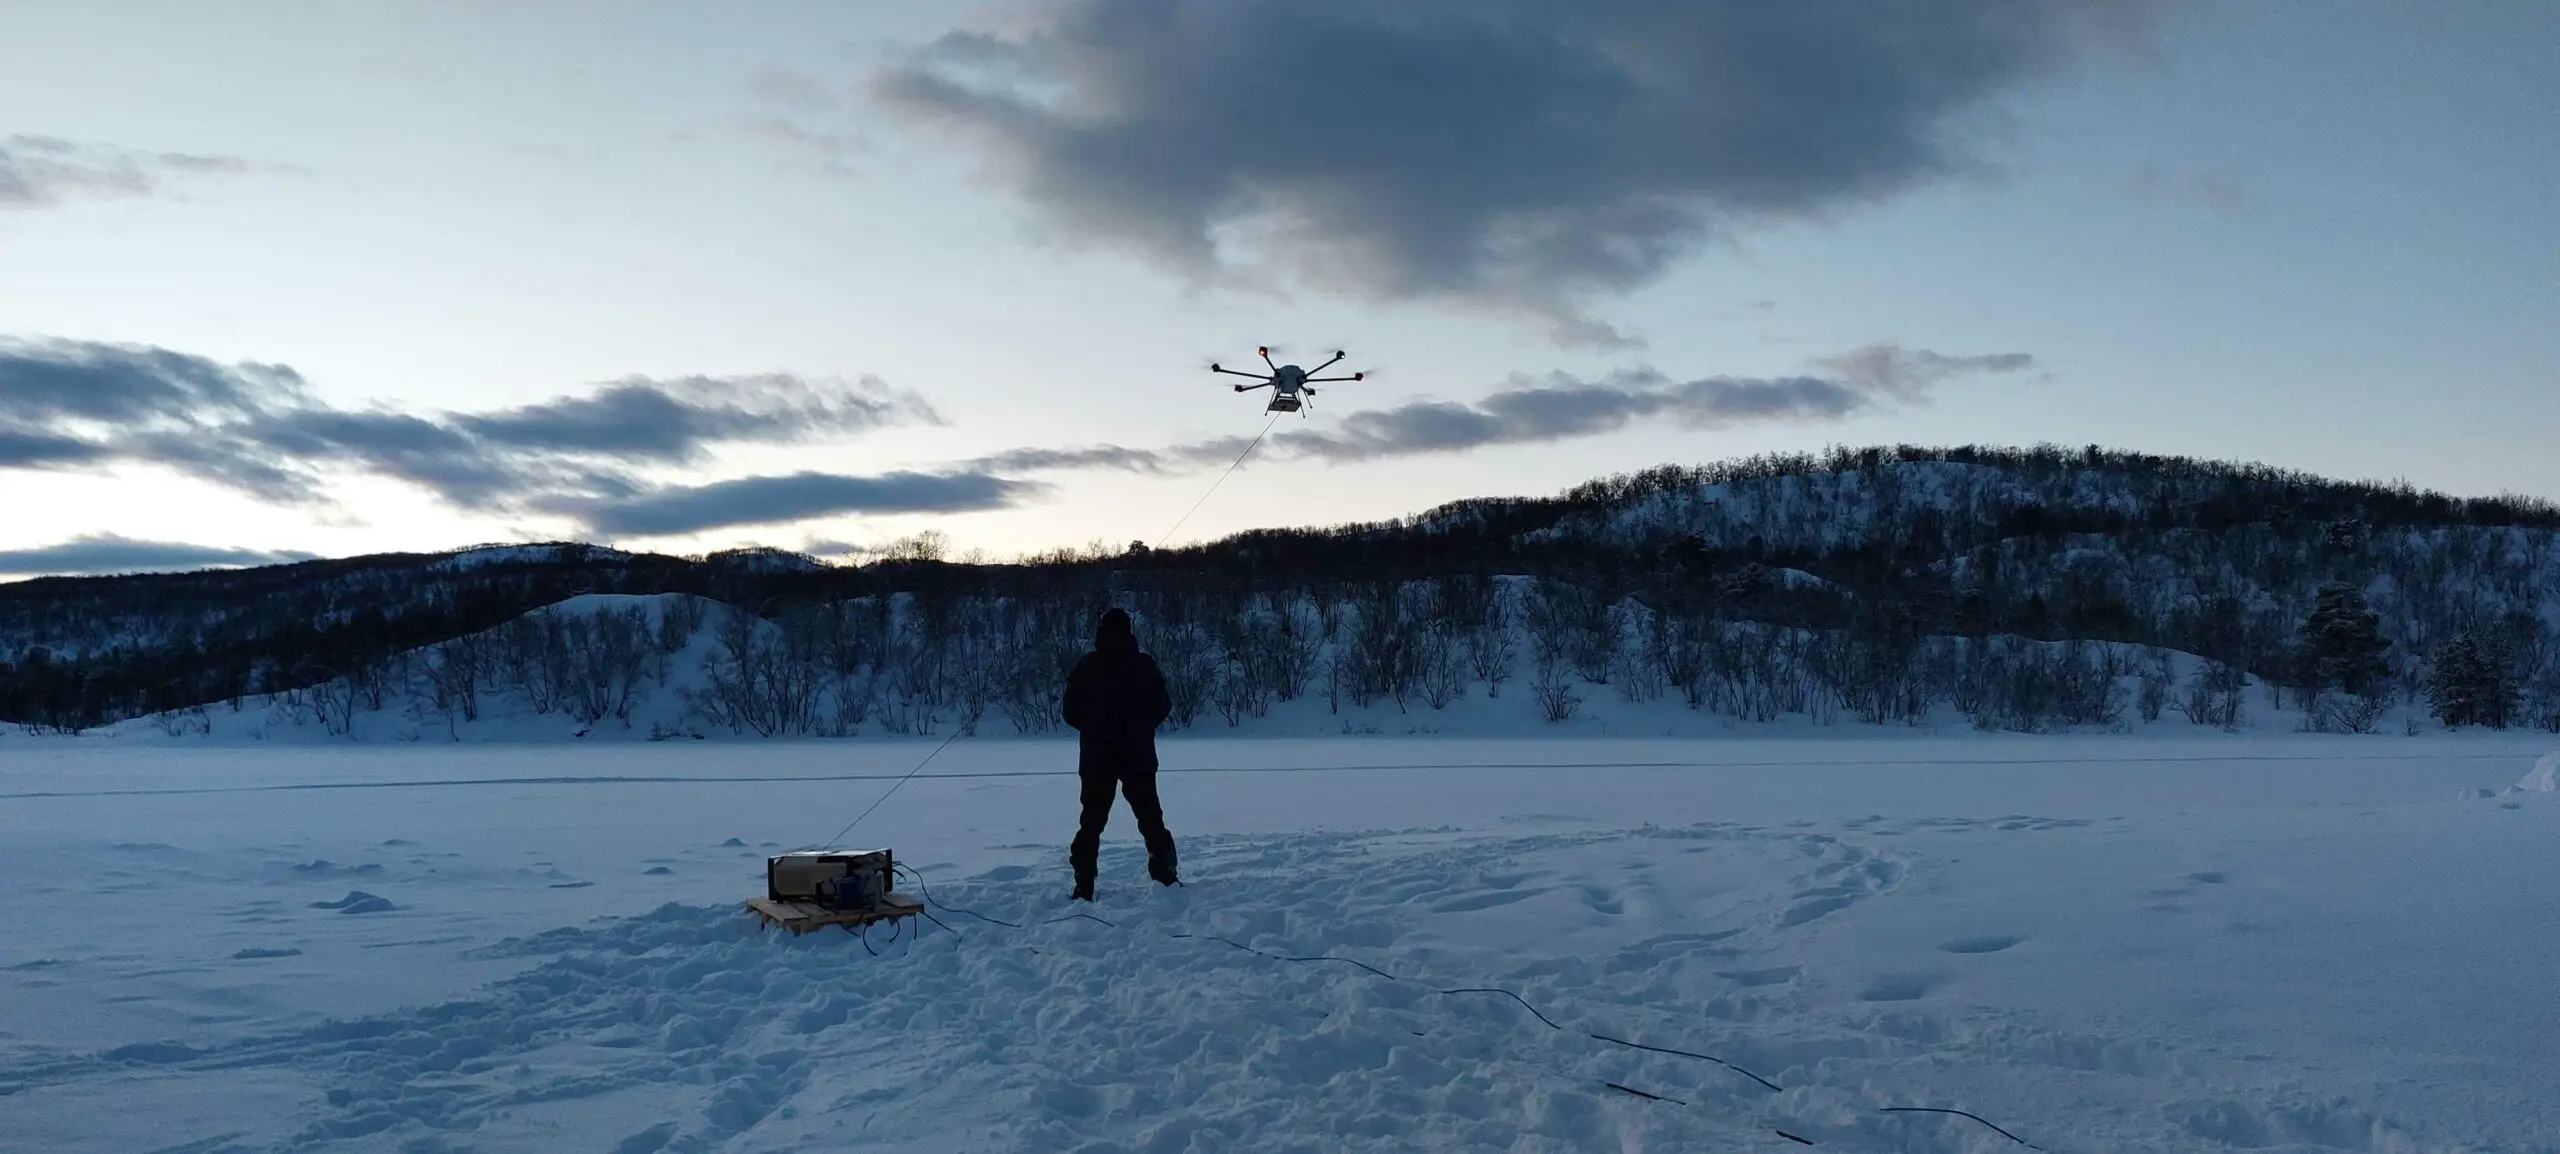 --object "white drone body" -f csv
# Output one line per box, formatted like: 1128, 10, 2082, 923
1211, 346, 1367, 415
